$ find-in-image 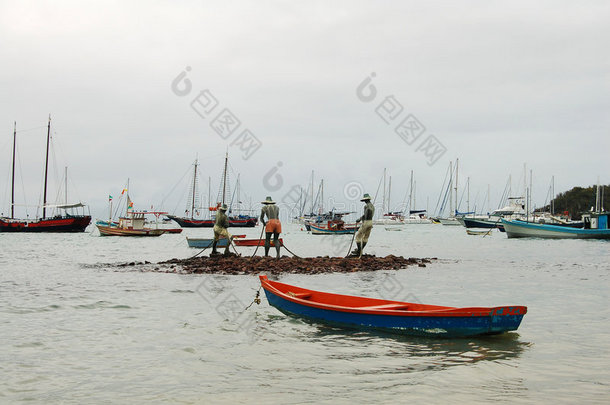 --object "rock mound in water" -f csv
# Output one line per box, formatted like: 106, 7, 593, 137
156, 255, 433, 275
